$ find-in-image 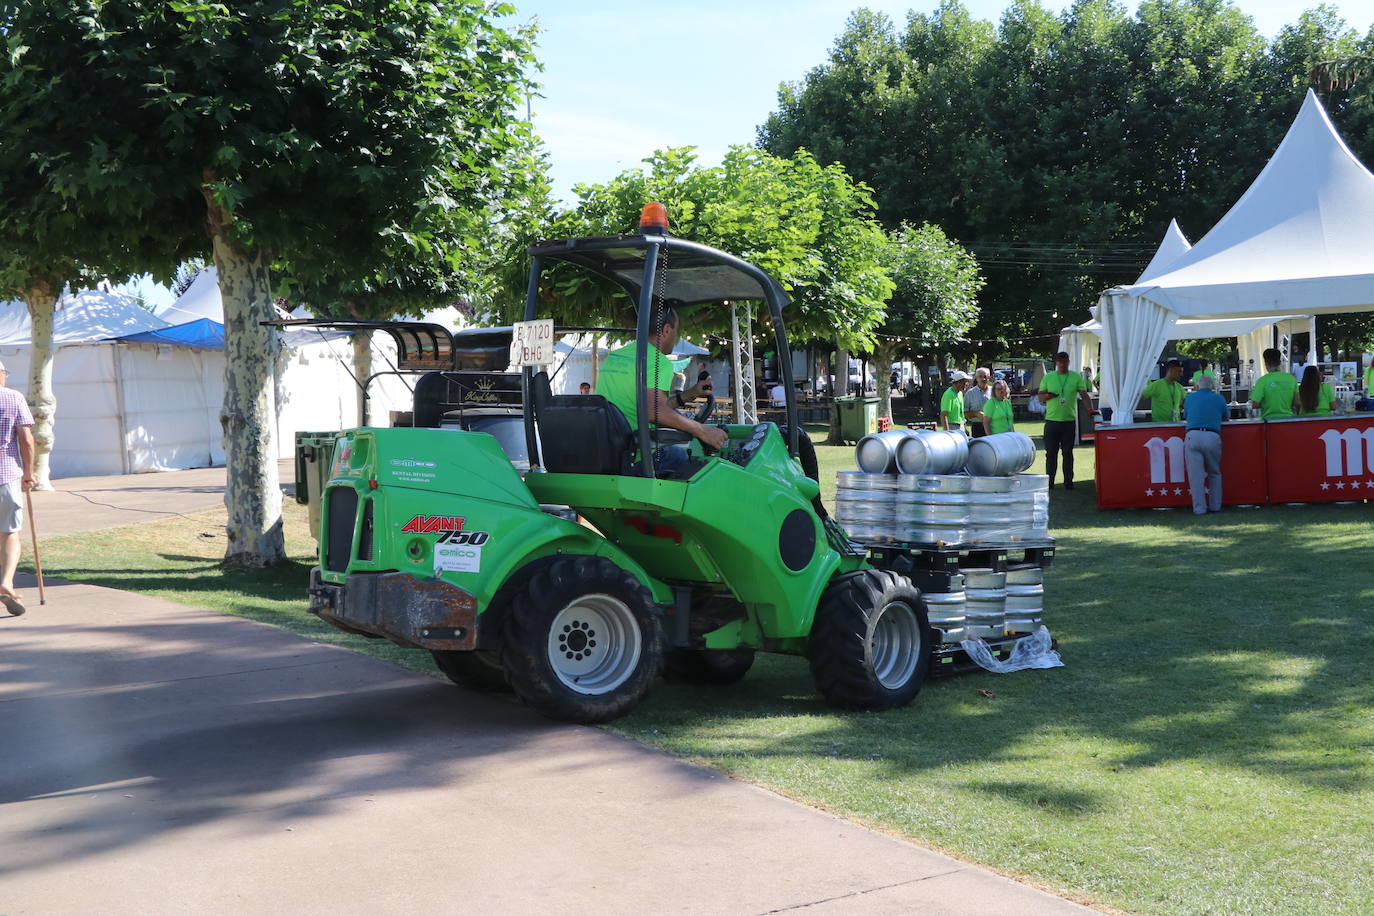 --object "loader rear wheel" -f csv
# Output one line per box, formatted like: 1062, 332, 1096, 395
430, 649, 509, 692
665, 648, 755, 686
809, 570, 931, 711
502, 556, 662, 724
